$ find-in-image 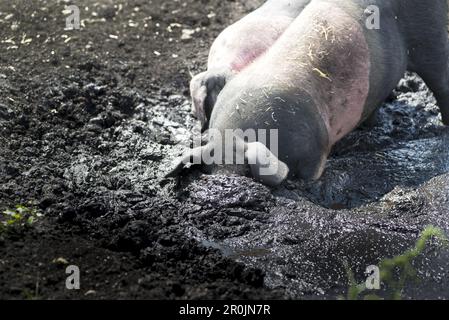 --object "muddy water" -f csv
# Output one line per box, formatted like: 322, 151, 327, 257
166, 73, 449, 299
